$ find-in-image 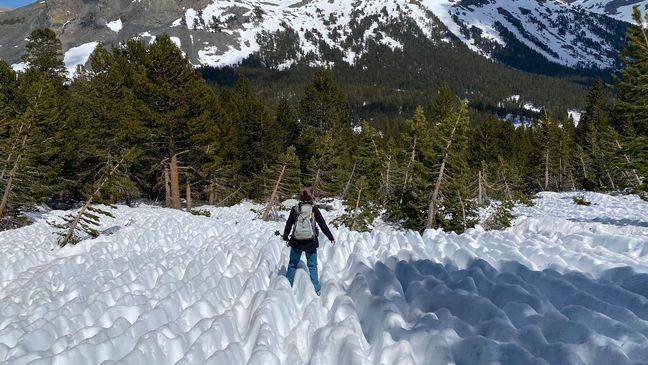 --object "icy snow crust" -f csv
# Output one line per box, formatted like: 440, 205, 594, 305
1, 192, 648, 364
